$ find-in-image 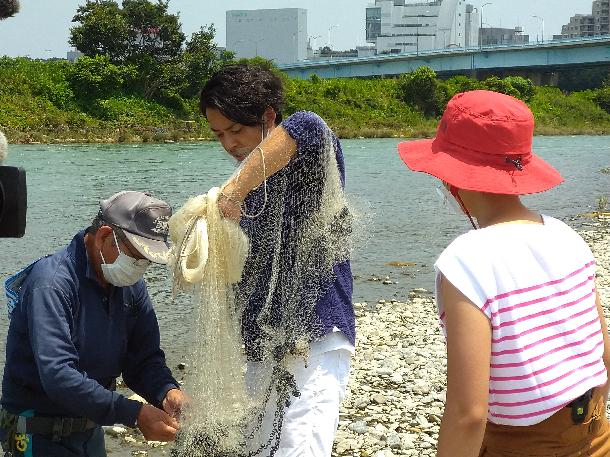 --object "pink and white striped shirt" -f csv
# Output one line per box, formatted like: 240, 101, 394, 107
435, 215, 607, 426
